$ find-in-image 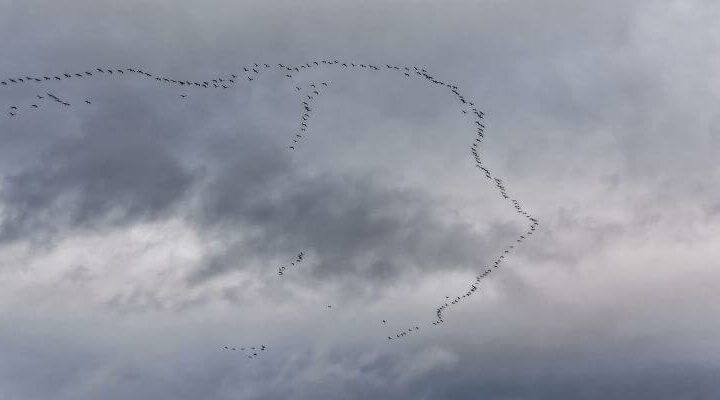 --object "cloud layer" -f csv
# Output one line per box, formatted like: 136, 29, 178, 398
1, 0, 720, 399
